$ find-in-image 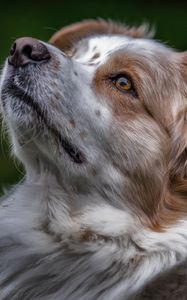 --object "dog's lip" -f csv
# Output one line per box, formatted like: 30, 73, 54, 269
2, 81, 85, 164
